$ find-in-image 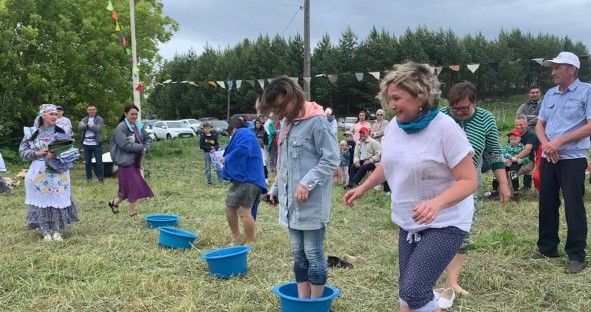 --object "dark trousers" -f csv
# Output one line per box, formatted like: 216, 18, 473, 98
523, 174, 532, 189
83, 144, 104, 181
537, 158, 588, 261
348, 160, 376, 186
